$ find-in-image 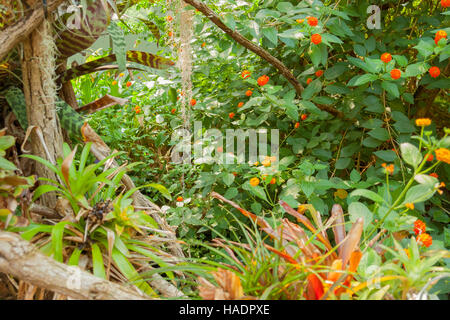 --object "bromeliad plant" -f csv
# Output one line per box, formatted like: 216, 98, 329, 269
23, 142, 126, 213
13, 142, 178, 297
204, 192, 449, 300
209, 192, 366, 300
